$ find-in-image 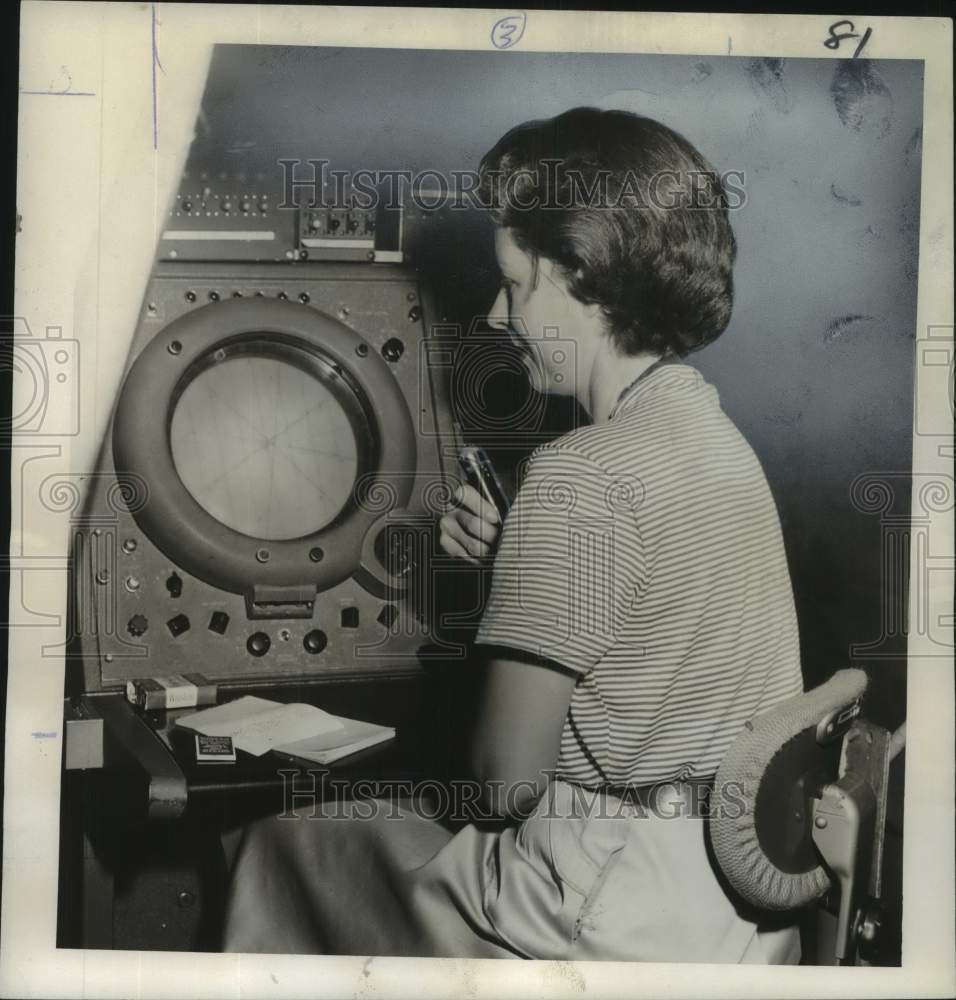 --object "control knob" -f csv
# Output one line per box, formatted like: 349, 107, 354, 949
127, 614, 149, 637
